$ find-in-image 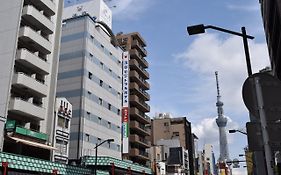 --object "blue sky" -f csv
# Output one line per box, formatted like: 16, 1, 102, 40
65, 1, 270, 174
